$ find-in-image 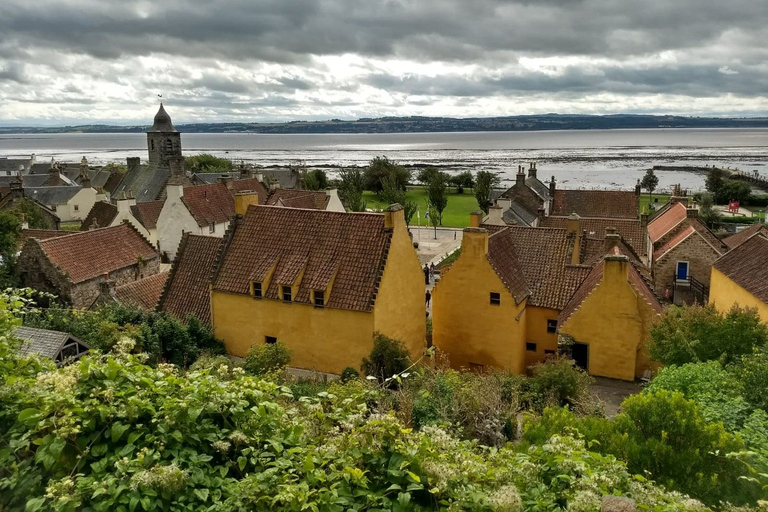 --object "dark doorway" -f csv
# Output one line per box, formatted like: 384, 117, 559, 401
572, 342, 589, 371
